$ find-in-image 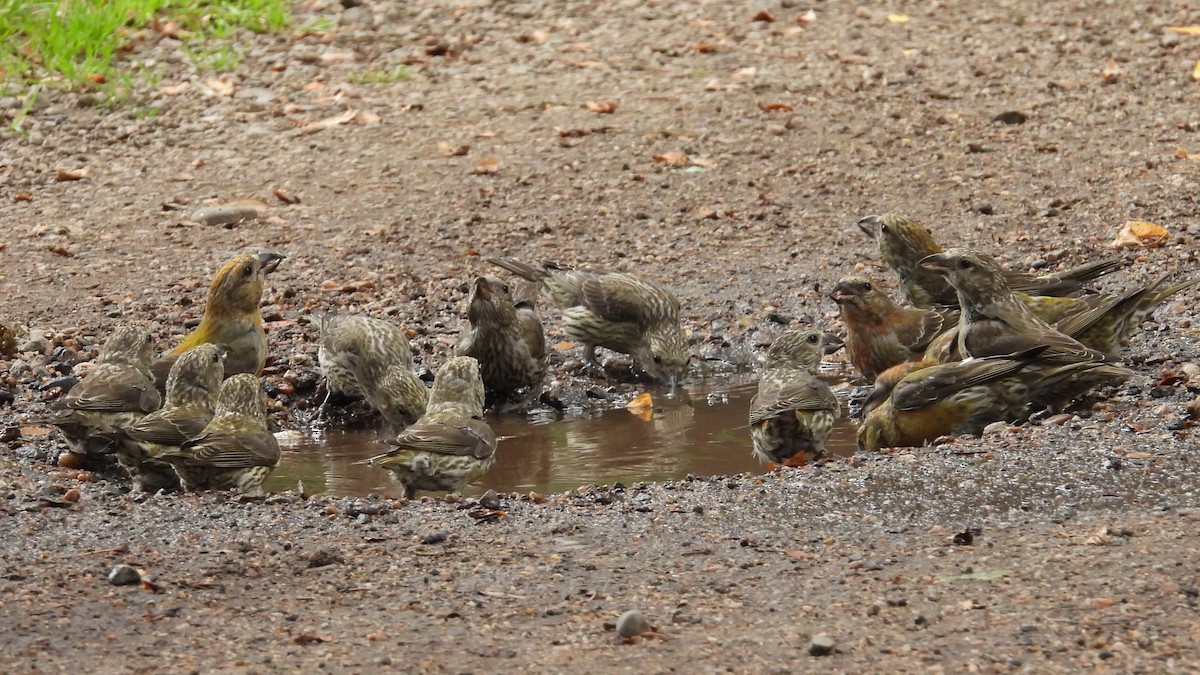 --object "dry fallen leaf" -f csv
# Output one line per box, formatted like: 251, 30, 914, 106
157, 82, 189, 96
751, 10, 775, 22
273, 188, 300, 205
1173, 148, 1200, 160
438, 141, 470, 157
887, 14, 910, 24
353, 110, 380, 125
695, 42, 719, 54
653, 151, 688, 167
584, 100, 619, 113
319, 51, 358, 65
1111, 220, 1169, 249
203, 78, 235, 97
471, 156, 501, 174
796, 9, 817, 25
760, 103, 794, 112
297, 109, 360, 135
552, 341, 575, 351
626, 392, 654, 421
87, 73, 106, 84
1101, 57, 1122, 84
1087, 597, 1115, 609
55, 168, 89, 182
1193, 59, 1200, 82
1166, 26, 1200, 35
